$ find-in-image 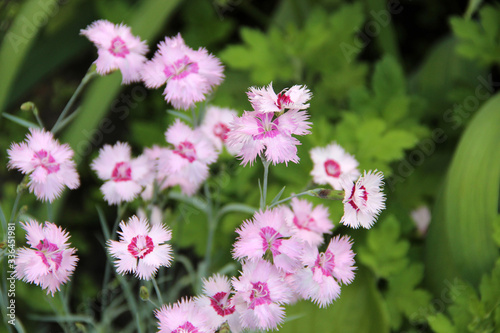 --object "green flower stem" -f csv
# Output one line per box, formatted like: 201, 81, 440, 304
47, 202, 53, 222
260, 157, 271, 210
267, 188, 345, 209
33, 107, 44, 129
9, 176, 27, 224
112, 202, 129, 236
151, 276, 164, 306
50, 107, 81, 135
20, 102, 44, 128
45, 295, 70, 333
198, 183, 216, 293
116, 274, 142, 333
58, 290, 72, 331
51, 66, 97, 134
191, 107, 198, 127
99, 203, 127, 313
